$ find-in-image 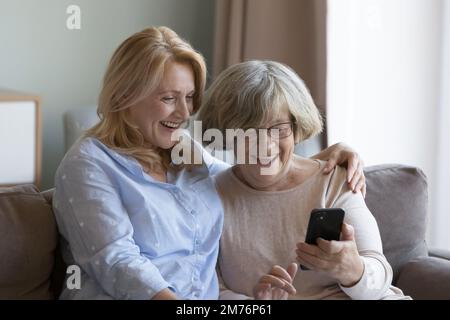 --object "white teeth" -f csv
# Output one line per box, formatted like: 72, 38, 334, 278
161, 121, 180, 129
258, 154, 278, 164
249, 153, 278, 161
